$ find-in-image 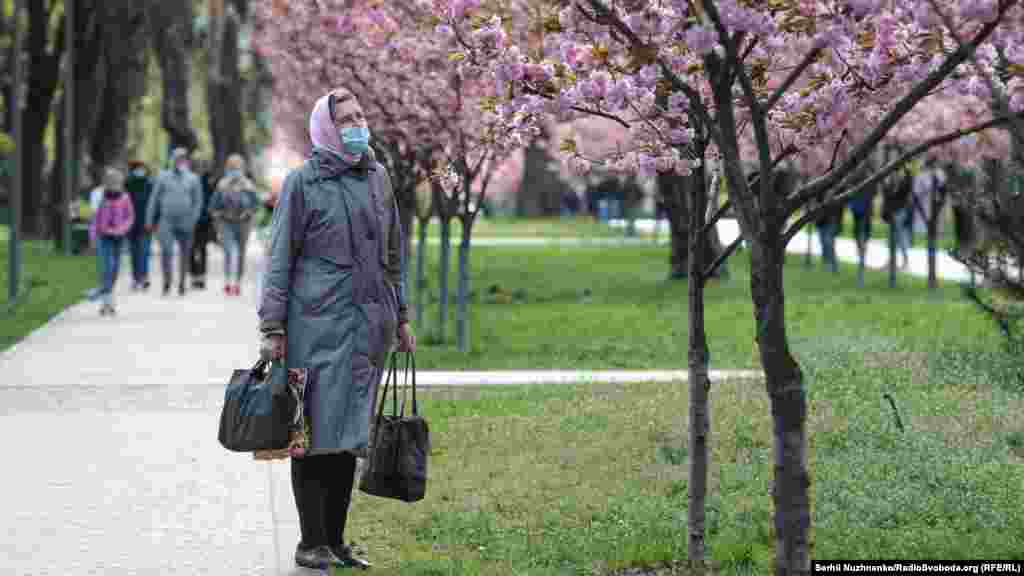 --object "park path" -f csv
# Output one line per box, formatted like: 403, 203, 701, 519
0, 220, 966, 576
